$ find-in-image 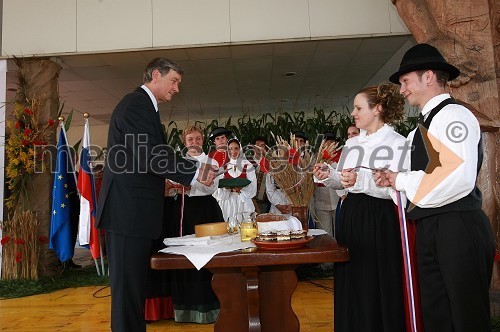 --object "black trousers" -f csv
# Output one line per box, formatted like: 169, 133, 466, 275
416, 209, 494, 332
106, 231, 152, 332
